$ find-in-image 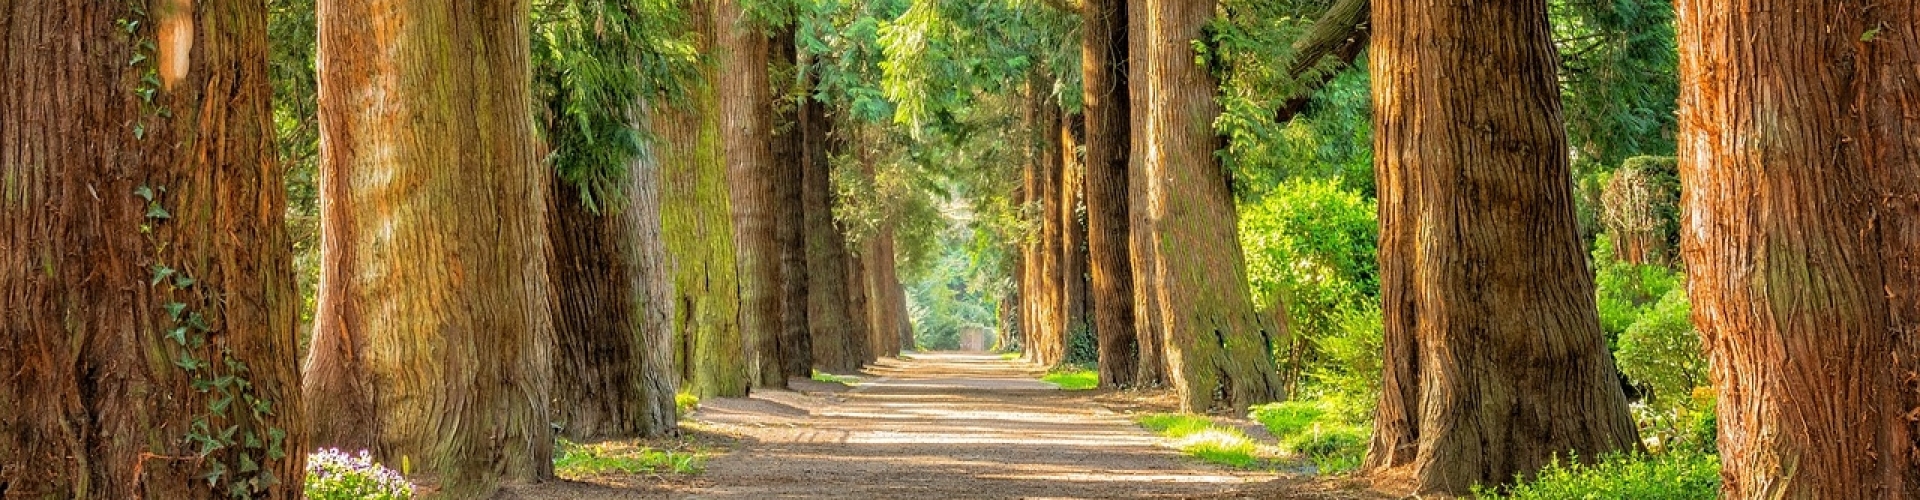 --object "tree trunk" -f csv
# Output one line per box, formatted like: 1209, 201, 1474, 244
1082, 0, 1140, 387
846, 246, 876, 364
1364, 0, 1640, 493
545, 103, 679, 440
771, 26, 814, 379
1136, 0, 1283, 412
802, 95, 864, 373
657, 0, 747, 398
1676, 1, 1920, 496
1028, 76, 1068, 367
1060, 115, 1090, 365
0, 2, 303, 496
305, 1, 556, 494
1126, 0, 1168, 387
715, 0, 786, 390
